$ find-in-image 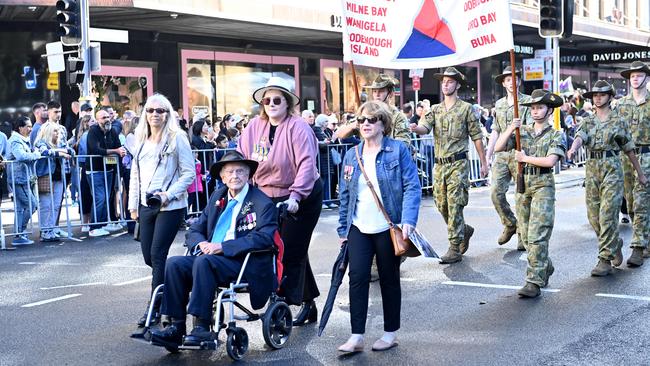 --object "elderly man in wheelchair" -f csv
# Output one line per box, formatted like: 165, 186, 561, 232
146, 151, 288, 357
